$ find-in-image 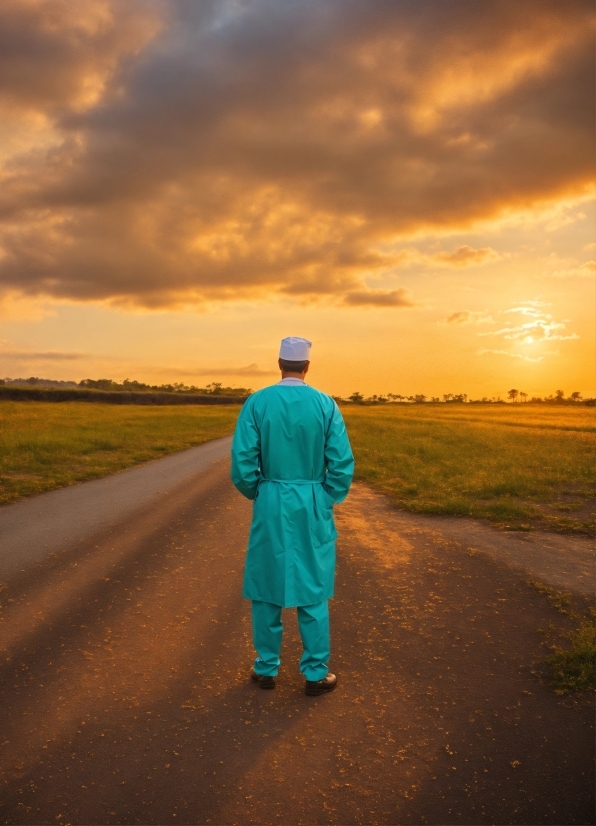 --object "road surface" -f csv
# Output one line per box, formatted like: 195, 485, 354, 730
0, 440, 593, 824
